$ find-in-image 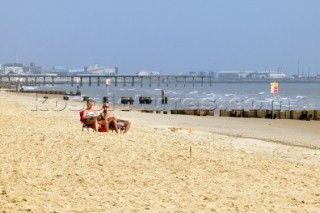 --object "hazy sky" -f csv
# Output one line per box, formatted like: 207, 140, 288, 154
1, 0, 319, 75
